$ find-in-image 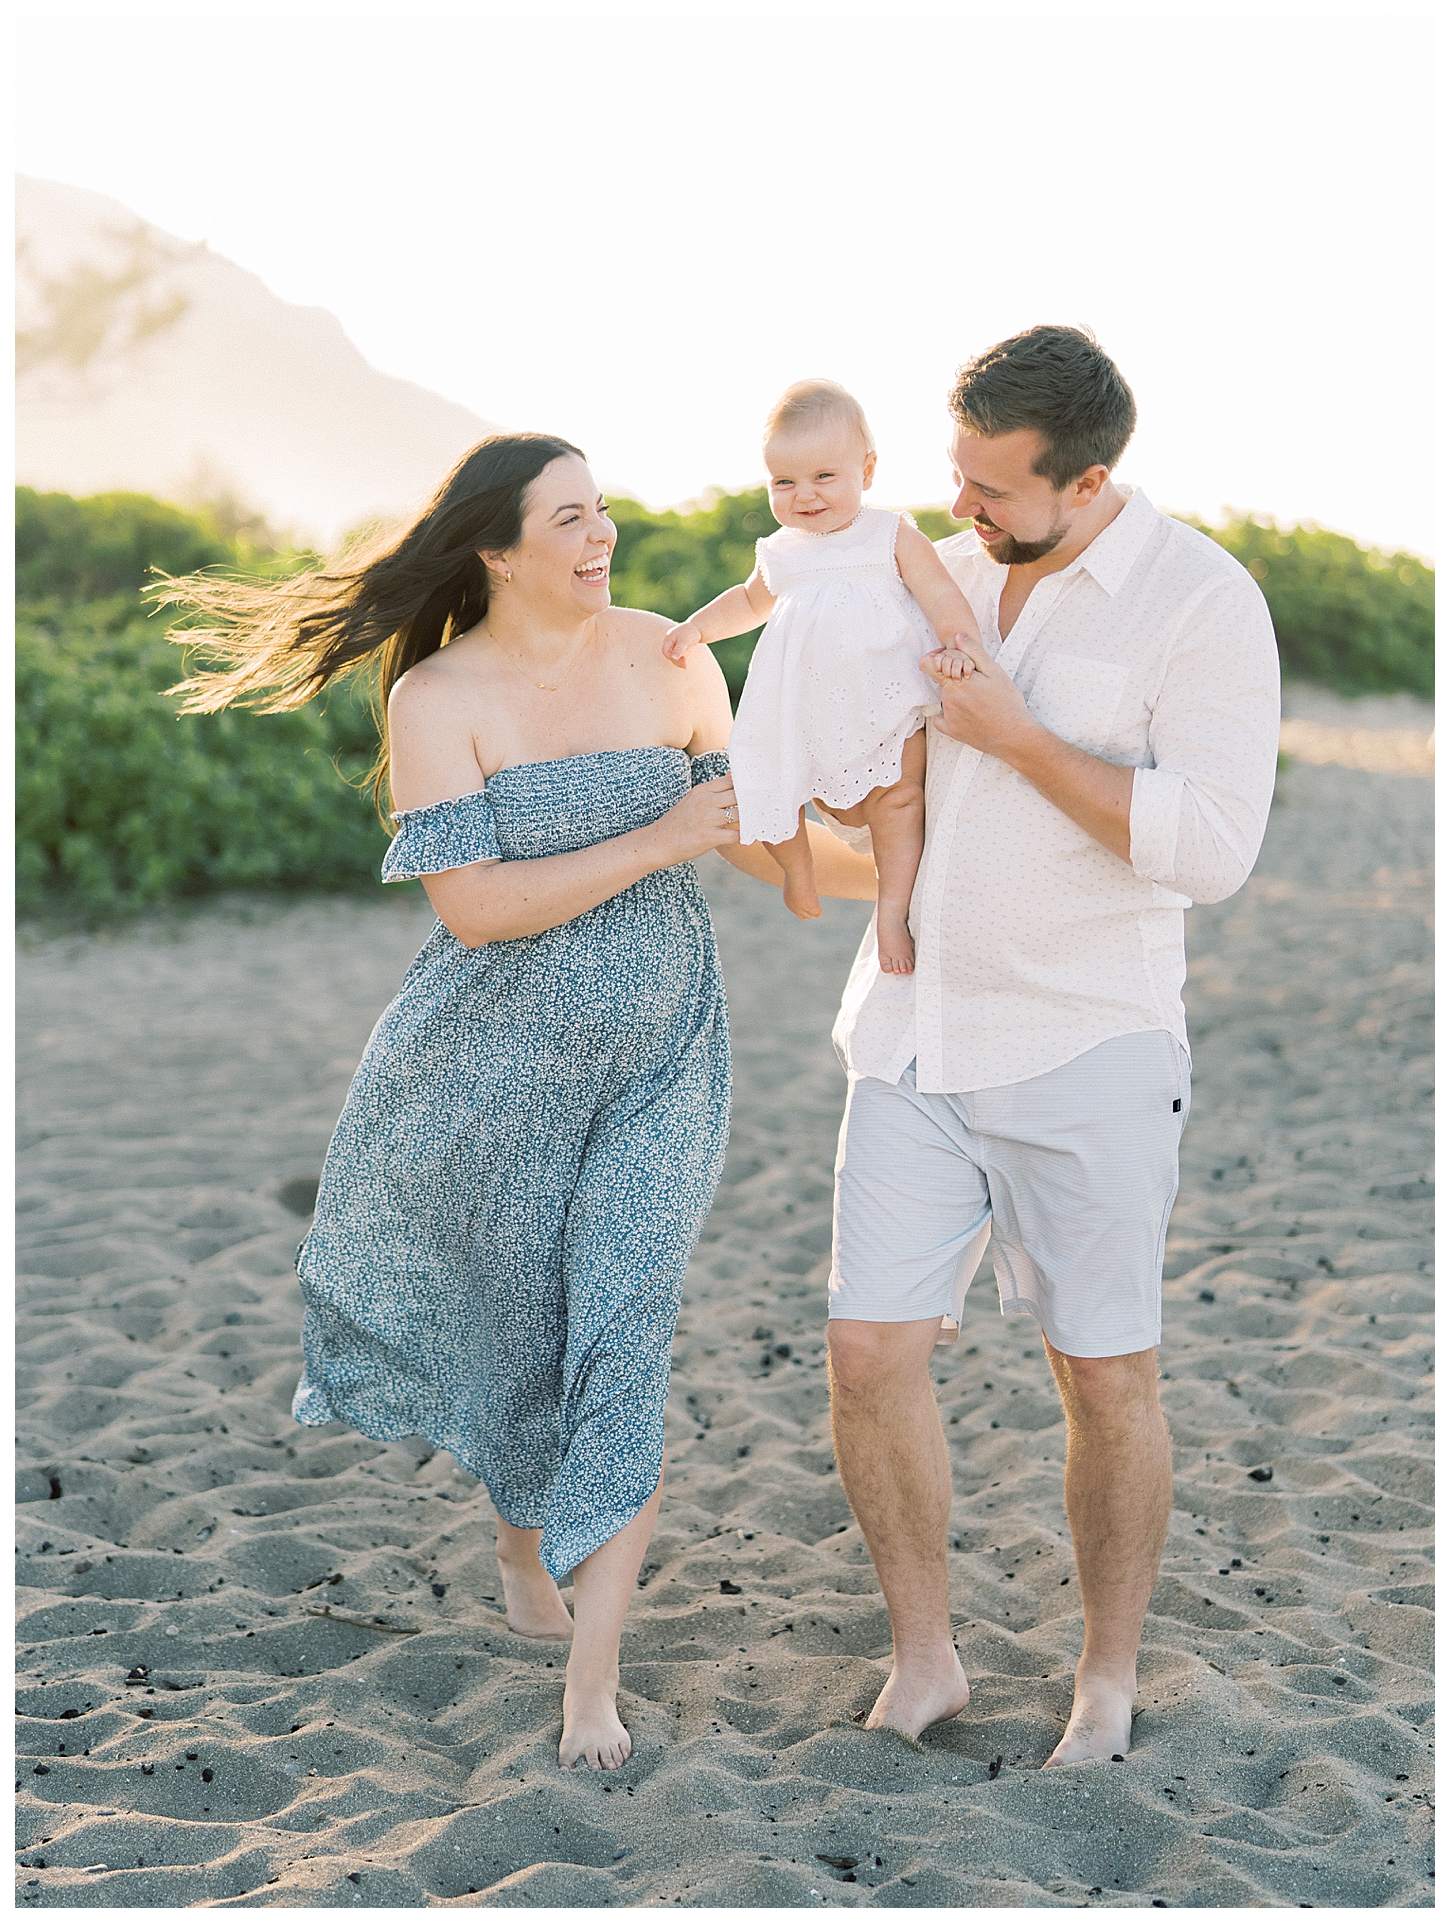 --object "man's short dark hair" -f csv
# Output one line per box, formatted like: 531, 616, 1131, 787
949, 325, 1137, 490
